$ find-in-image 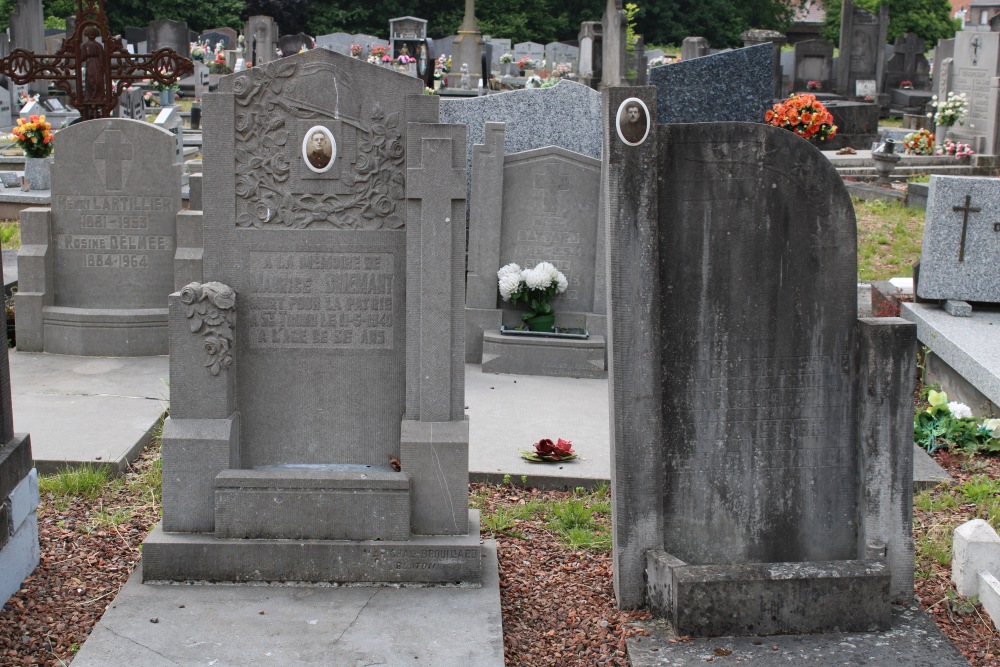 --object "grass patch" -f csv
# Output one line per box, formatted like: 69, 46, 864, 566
855, 198, 924, 281
38, 465, 117, 500
880, 116, 903, 128
542, 487, 613, 551
0, 221, 20, 249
